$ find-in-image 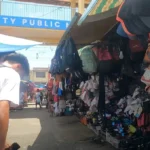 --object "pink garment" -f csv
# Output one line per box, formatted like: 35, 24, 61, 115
54, 95, 59, 102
